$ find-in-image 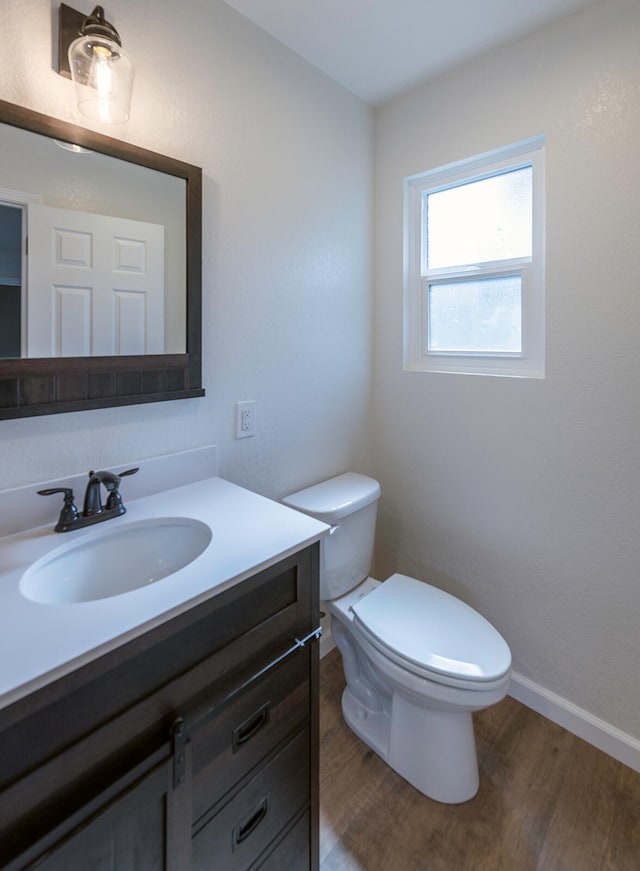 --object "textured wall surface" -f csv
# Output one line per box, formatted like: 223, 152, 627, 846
374, 0, 640, 738
0, 0, 374, 497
